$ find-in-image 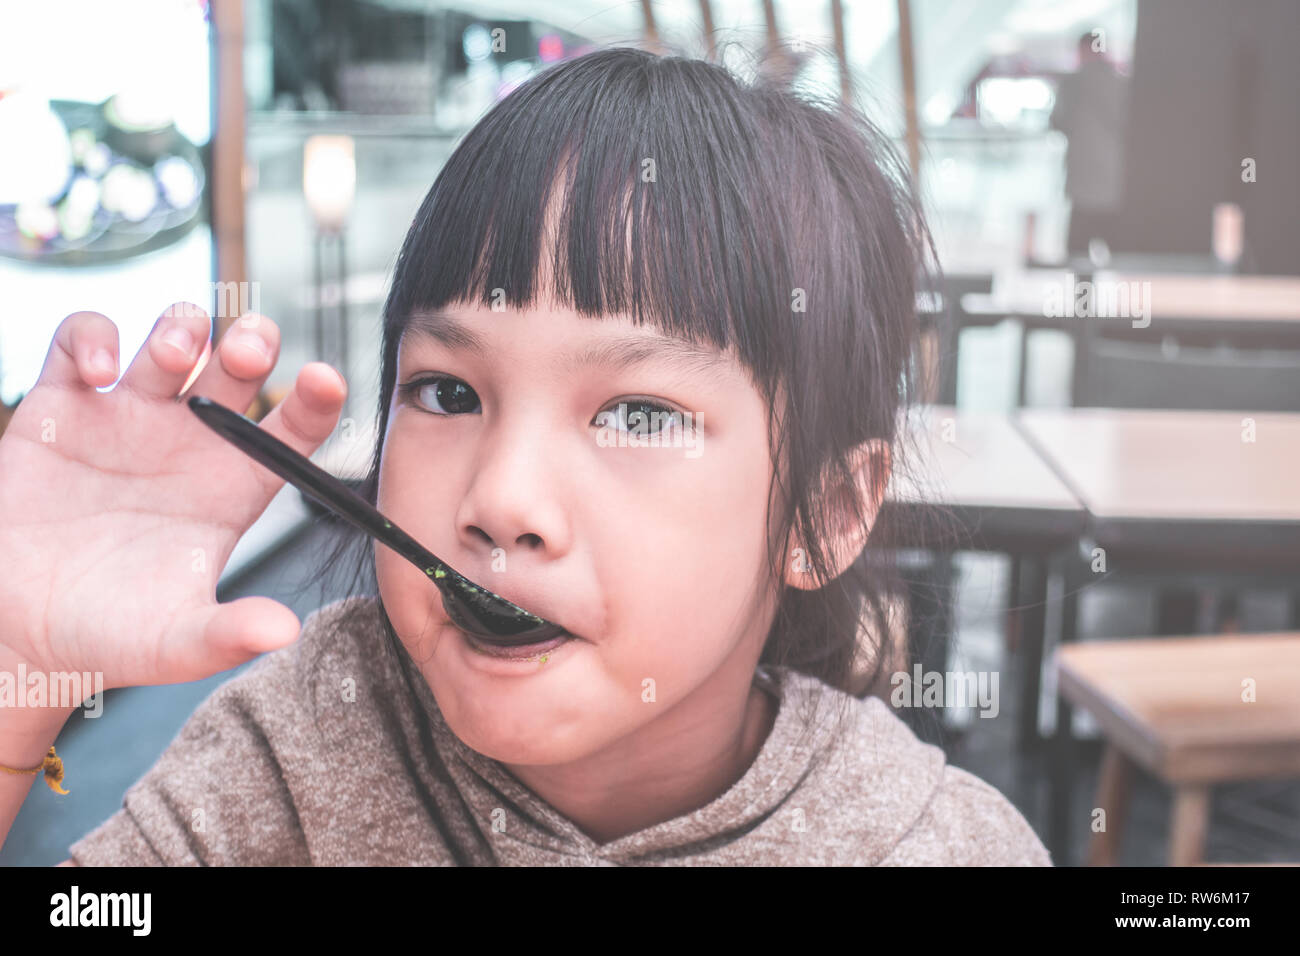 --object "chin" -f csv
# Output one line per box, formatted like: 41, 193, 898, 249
446, 705, 601, 766
422, 662, 612, 766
